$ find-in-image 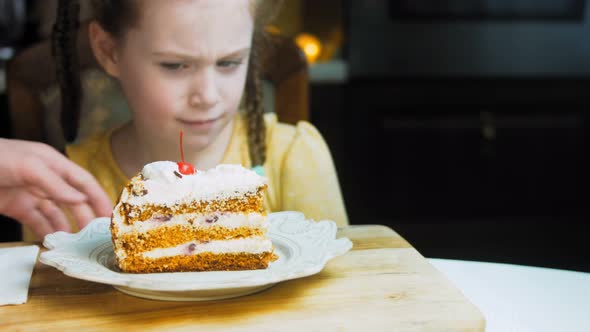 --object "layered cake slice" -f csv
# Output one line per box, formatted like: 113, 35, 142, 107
111, 161, 276, 273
